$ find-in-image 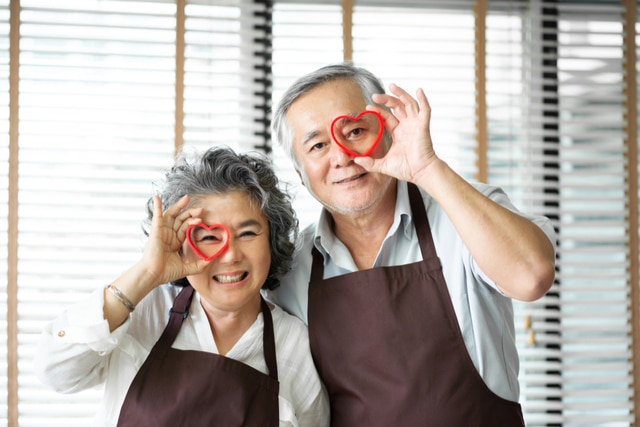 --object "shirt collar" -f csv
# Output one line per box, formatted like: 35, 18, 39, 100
395, 180, 415, 240
312, 180, 417, 258
312, 208, 341, 263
